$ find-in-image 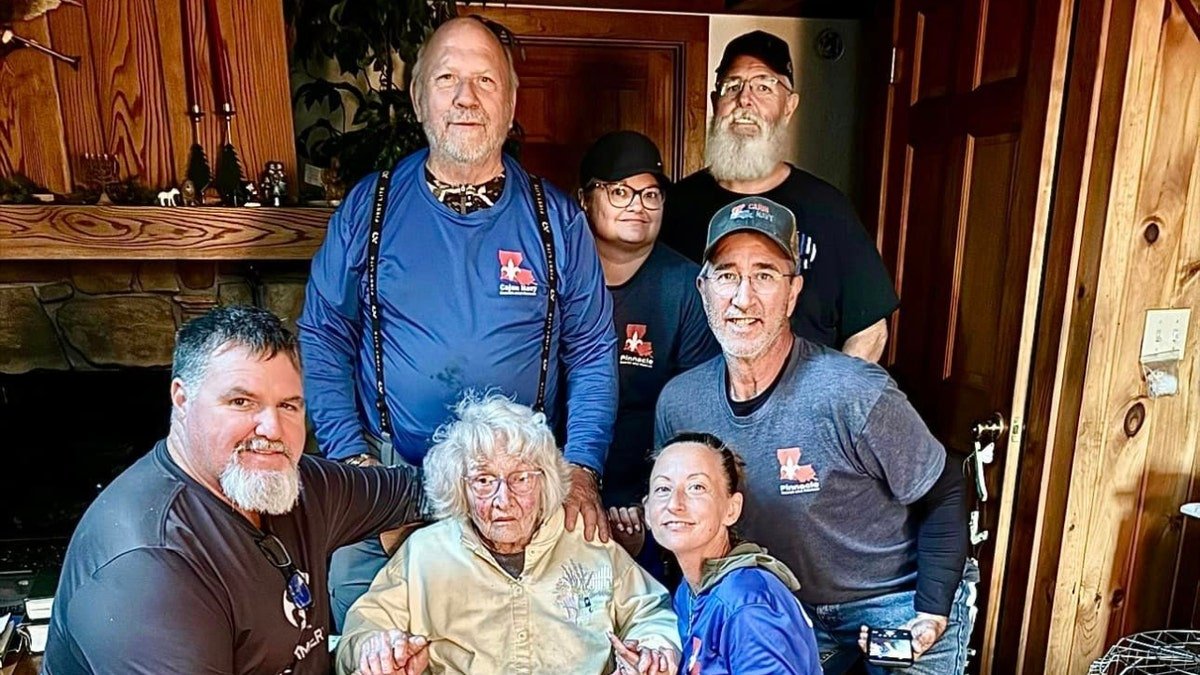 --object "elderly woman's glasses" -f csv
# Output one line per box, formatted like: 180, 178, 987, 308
254, 532, 314, 611
703, 269, 798, 297
589, 182, 664, 211
716, 74, 791, 100
466, 470, 544, 499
